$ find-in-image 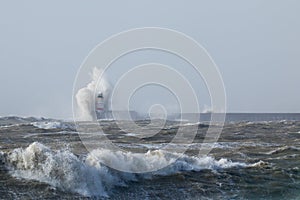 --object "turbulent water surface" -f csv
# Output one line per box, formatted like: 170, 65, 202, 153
0, 114, 300, 199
